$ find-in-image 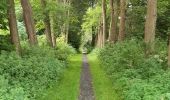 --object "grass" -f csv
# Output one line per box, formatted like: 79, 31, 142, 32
88, 54, 120, 100
39, 54, 82, 100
